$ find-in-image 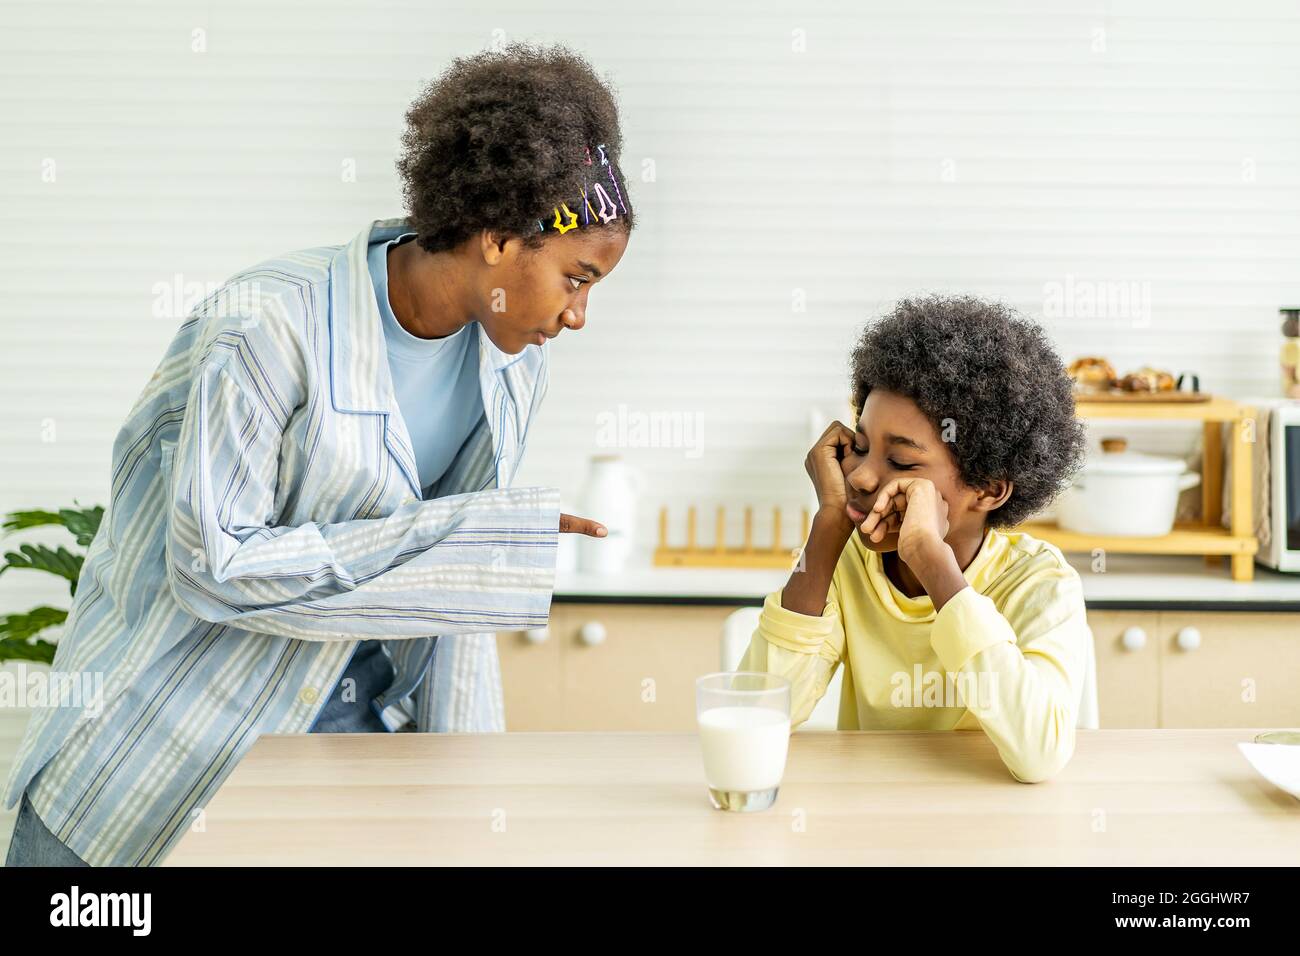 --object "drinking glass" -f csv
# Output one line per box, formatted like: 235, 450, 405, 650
695, 671, 792, 812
